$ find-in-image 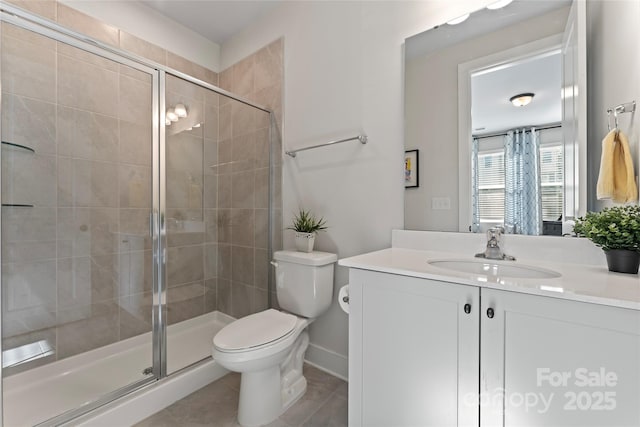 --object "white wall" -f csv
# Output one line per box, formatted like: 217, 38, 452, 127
59, 0, 221, 71
404, 7, 569, 232
220, 0, 499, 377
586, 0, 640, 211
